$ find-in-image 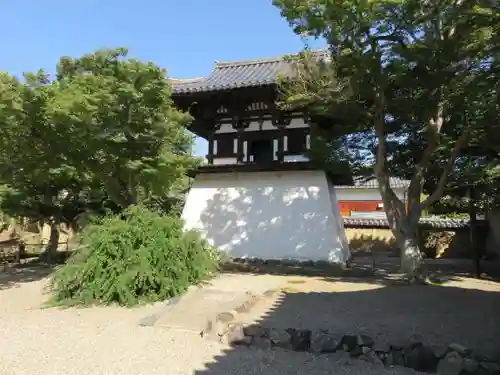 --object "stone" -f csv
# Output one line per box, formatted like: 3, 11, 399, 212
349, 345, 363, 358
359, 349, 385, 366
386, 349, 406, 367
404, 342, 438, 372
269, 328, 292, 350
220, 323, 246, 346
432, 345, 451, 359
479, 361, 500, 375
310, 330, 338, 353
263, 289, 279, 297
357, 334, 375, 348
462, 357, 479, 373
216, 311, 234, 323
202, 317, 229, 339
373, 341, 391, 354
252, 337, 272, 350
243, 325, 269, 338
287, 328, 312, 352
437, 351, 464, 375
234, 298, 258, 314
449, 343, 472, 357
340, 335, 359, 352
